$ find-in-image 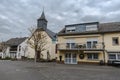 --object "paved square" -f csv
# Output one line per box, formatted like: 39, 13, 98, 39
0, 60, 120, 80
